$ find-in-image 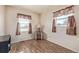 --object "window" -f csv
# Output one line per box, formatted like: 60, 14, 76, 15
56, 13, 74, 27
52, 6, 77, 35
18, 17, 30, 32
16, 13, 32, 35
56, 18, 68, 27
